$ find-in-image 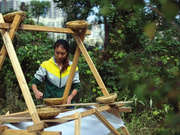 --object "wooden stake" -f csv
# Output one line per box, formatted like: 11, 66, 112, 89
0, 13, 41, 125
120, 126, 130, 135
63, 27, 87, 104
73, 34, 109, 96
74, 111, 81, 135
0, 14, 22, 70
